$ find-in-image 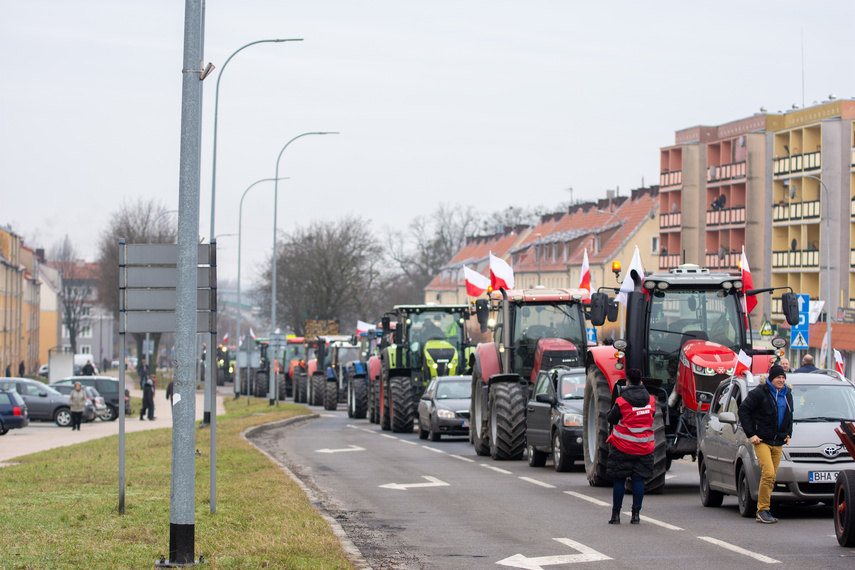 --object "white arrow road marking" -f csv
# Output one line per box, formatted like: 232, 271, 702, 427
698, 537, 780, 564
496, 538, 611, 568
378, 475, 450, 491
314, 445, 366, 454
